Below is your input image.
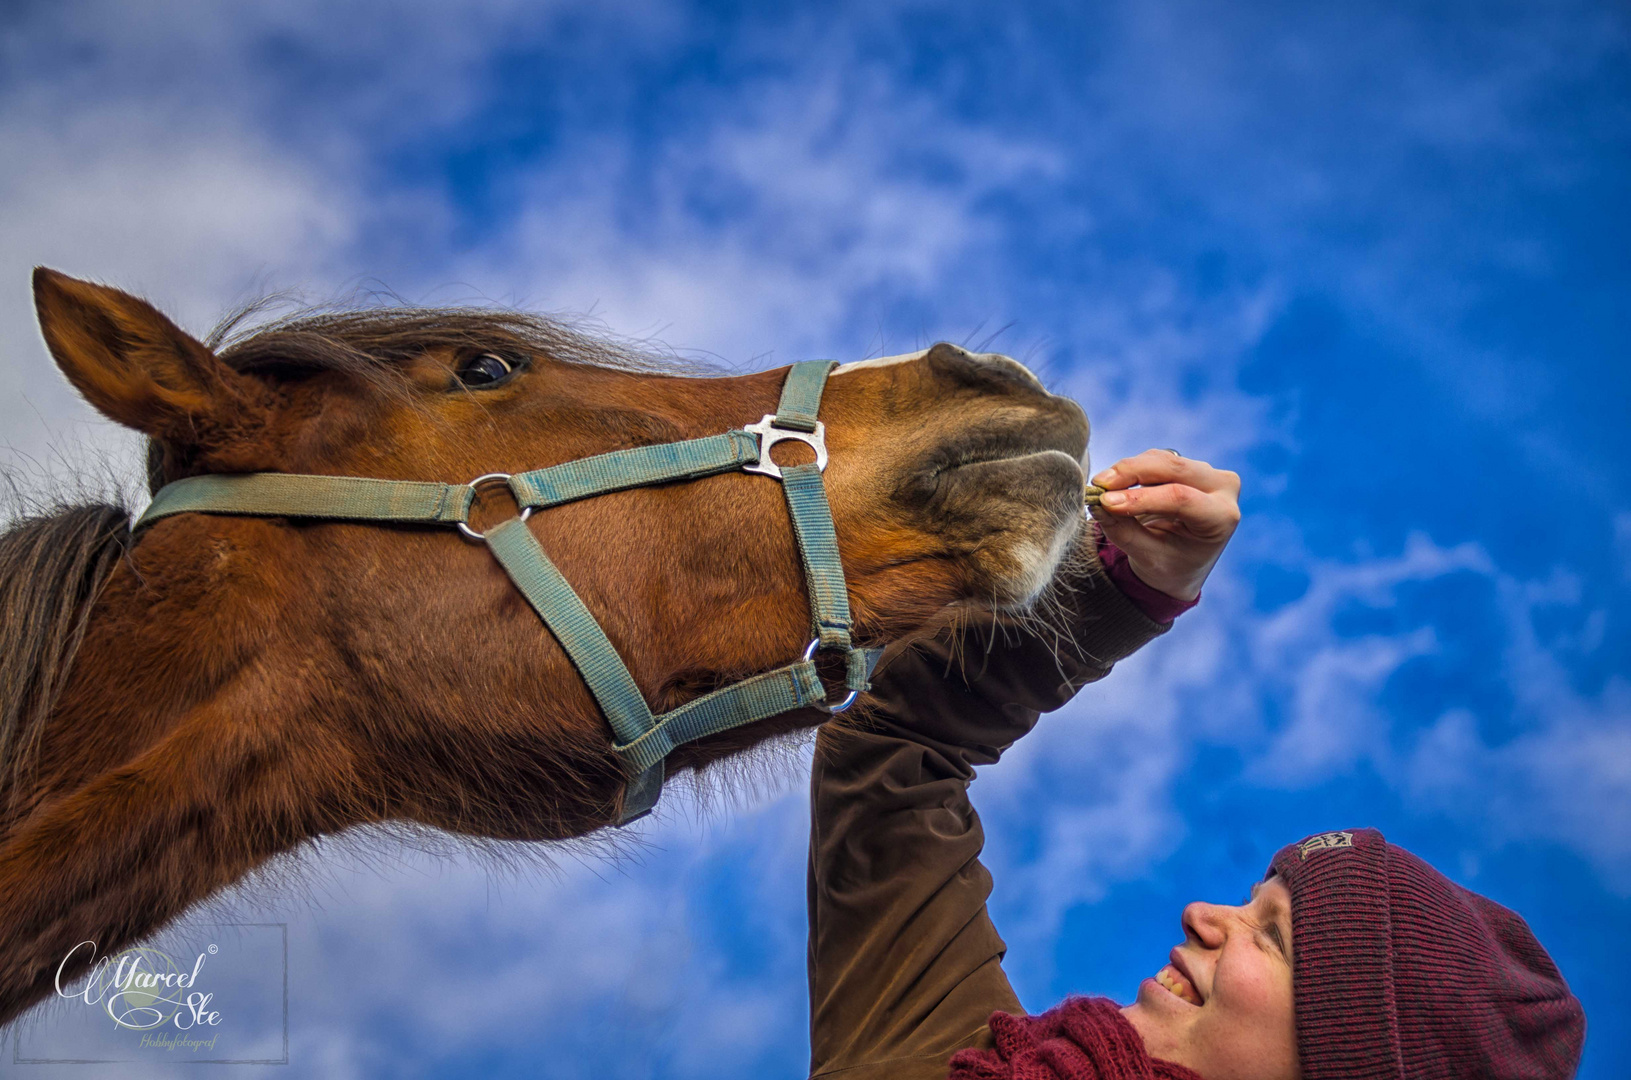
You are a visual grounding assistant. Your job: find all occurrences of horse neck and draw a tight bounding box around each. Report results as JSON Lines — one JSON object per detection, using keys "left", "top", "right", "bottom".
{"left": 4, "top": 537, "right": 297, "bottom": 832}
{"left": 0, "top": 532, "right": 365, "bottom": 1025}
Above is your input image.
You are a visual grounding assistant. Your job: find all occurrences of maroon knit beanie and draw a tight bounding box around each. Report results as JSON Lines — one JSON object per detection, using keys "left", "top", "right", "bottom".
{"left": 1270, "top": 828, "right": 1585, "bottom": 1080}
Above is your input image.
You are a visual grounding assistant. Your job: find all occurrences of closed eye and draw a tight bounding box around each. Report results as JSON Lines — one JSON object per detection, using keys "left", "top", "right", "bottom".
{"left": 1246, "top": 921, "right": 1289, "bottom": 966}
{"left": 1266, "top": 923, "right": 1288, "bottom": 960}
{"left": 1247, "top": 882, "right": 1292, "bottom": 965}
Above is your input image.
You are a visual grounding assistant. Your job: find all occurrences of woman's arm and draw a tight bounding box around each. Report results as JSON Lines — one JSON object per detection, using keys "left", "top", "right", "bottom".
{"left": 806, "top": 452, "right": 1240, "bottom": 1080}
{"left": 805, "top": 540, "right": 1168, "bottom": 1079}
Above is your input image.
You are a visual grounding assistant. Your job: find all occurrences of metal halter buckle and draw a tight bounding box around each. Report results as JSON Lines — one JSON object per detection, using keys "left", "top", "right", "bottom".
{"left": 802, "top": 638, "right": 858, "bottom": 714}
{"left": 742, "top": 415, "right": 828, "bottom": 479}
{"left": 456, "top": 473, "right": 533, "bottom": 542}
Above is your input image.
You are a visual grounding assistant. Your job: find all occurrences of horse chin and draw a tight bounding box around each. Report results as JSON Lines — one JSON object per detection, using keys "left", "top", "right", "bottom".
{"left": 937, "top": 449, "right": 1088, "bottom": 610}
{"left": 984, "top": 512, "right": 1088, "bottom": 610}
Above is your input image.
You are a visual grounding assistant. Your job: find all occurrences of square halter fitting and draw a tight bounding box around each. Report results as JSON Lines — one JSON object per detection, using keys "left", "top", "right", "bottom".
{"left": 741, "top": 415, "right": 829, "bottom": 479}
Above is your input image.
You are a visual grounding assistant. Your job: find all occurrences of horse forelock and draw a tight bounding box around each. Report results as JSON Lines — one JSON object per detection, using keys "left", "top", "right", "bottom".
{"left": 205, "top": 300, "right": 712, "bottom": 383}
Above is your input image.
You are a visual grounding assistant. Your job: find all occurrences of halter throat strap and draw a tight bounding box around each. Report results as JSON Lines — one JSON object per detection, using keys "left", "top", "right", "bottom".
{"left": 135, "top": 361, "right": 877, "bottom": 824}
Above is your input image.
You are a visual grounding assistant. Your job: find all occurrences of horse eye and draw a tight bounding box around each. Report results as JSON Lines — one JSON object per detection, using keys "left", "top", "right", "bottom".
{"left": 456, "top": 353, "right": 518, "bottom": 388}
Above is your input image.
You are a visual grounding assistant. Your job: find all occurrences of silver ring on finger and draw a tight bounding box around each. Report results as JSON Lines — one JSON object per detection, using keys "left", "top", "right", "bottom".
{"left": 1161, "top": 448, "right": 1182, "bottom": 458}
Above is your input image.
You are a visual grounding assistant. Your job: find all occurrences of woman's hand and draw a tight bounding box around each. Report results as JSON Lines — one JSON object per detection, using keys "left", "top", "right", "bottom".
{"left": 1089, "top": 449, "right": 1241, "bottom": 602}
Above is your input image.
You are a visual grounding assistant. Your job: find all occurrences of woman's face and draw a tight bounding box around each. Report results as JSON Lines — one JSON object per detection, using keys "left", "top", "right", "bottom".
{"left": 1120, "top": 875, "right": 1300, "bottom": 1080}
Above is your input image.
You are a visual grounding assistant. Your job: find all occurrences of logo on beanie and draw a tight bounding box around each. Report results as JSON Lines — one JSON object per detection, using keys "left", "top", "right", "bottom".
{"left": 1297, "top": 831, "right": 1354, "bottom": 859}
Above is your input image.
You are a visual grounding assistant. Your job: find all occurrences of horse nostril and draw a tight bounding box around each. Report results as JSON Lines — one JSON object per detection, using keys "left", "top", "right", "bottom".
{"left": 924, "top": 342, "right": 1047, "bottom": 395}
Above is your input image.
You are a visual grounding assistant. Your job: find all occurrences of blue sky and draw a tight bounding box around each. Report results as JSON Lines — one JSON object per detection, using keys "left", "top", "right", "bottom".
{"left": 1, "top": 1, "right": 1627, "bottom": 1077}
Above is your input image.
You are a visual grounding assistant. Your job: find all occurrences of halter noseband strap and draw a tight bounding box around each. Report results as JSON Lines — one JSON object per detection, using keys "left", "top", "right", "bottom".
{"left": 134, "top": 360, "right": 879, "bottom": 824}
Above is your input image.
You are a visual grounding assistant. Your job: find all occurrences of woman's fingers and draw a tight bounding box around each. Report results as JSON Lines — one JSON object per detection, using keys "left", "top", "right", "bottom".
{"left": 1085, "top": 448, "right": 1243, "bottom": 602}
{"left": 1094, "top": 482, "right": 1240, "bottom": 541}
{"left": 1092, "top": 449, "right": 1240, "bottom": 498}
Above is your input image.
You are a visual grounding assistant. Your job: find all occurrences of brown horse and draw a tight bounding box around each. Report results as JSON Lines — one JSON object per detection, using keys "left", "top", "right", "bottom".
{"left": 0, "top": 268, "right": 1090, "bottom": 1027}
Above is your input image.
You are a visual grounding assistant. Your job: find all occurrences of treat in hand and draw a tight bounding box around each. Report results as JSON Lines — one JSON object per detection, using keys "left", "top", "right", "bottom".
{"left": 1087, "top": 449, "right": 1241, "bottom": 602}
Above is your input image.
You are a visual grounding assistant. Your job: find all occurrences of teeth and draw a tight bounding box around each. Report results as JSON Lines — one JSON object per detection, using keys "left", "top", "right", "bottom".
{"left": 1155, "top": 964, "right": 1201, "bottom": 1005}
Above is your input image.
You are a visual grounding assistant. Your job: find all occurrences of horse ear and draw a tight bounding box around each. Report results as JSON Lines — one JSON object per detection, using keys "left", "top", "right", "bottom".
{"left": 32, "top": 267, "right": 267, "bottom": 444}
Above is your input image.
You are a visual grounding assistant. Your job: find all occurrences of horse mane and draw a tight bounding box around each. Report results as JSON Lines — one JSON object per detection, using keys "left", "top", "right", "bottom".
{"left": 0, "top": 501, "right": 131, "bottom": 813}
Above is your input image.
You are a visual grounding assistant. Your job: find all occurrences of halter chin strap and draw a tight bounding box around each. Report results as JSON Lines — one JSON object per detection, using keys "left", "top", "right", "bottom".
{"left": 135, "top": 360, "right": 879, "bottom": 824}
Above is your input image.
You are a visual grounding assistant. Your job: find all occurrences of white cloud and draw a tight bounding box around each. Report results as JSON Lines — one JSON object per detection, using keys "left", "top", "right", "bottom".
{"left": 0, "top": 108, "right": 356, "bottom": 458}
{"left": 1051, "top": 279, "right": 1286, "bottom": 474}
{"left": 1240, "top": 534, "right": 1490, "bottom": 783}
{"left": 91, "top": 782, "right": 818, "bottom": 1080}
{"left": 1251, "top": 626, "right": 1436, "bottom": 782}
{"left": 0, "top": 0, "right": 598, "bottom": 139}
{"left": 1232, "top": 532, "right": 1631, "bottom": 888}
{"left": 1399, "top": 566, "right": 1631, "bottom": 889}
{"left": 0, "top": 0, "right": 682, "bottom": 479}
{"left": 445, "top": 63, "right": 1066, "bottom": 364}
{"left": 1405, "top": 694, "right": 1631, "bottom": 889}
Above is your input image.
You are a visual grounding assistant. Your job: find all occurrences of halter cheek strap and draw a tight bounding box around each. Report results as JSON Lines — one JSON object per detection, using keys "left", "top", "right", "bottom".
{"left": 134, "top": 360, "right": 880, "bottom": 825}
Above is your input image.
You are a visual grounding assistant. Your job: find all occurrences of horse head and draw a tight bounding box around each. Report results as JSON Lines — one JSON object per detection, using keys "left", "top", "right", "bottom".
{"left": 0, "top": 268, "right": 1090, "bottom": 1023}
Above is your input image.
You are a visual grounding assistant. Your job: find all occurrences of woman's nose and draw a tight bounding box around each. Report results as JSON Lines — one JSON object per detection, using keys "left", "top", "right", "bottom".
{"left": 1182, "top": 900, "right": 1232, "bottom": 948}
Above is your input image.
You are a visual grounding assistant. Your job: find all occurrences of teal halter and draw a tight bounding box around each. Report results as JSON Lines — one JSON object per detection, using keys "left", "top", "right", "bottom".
{"left": 134, "top": 360, "right": 878, "bottom": 824}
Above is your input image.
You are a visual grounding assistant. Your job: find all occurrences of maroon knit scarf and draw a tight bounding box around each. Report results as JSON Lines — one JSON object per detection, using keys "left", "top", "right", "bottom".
{"left": 948, "top": 997, "right": 1204, "bottom": 1080}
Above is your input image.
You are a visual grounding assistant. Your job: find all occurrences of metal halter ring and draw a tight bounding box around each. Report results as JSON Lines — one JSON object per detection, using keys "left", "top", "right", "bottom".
{"left": 743, "top": 415, "right": 829, "bottom": 479}
{"left": 456, "top": 473, "right": 533, "bottom": 541}
{"left": 802, "top": 638, "right": 859, "bottom": 714}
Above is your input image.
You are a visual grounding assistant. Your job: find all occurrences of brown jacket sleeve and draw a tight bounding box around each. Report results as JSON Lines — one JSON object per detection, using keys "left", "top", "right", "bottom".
{"left": 807, "top": 561, "right": 1170, "bottom": 1079}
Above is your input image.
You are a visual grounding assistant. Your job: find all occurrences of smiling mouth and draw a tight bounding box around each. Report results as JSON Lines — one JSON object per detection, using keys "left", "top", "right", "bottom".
{"left": 1155, "top": 964, "right": 1201, "bottom": 1006}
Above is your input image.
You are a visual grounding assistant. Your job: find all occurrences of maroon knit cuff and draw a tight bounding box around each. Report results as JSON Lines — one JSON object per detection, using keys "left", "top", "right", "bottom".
{"left": 1098, "top": 540, "right": 1199, "bottom": 624}
{"left": 948, "top": 996, "right": 1204, "bottom": 1080}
